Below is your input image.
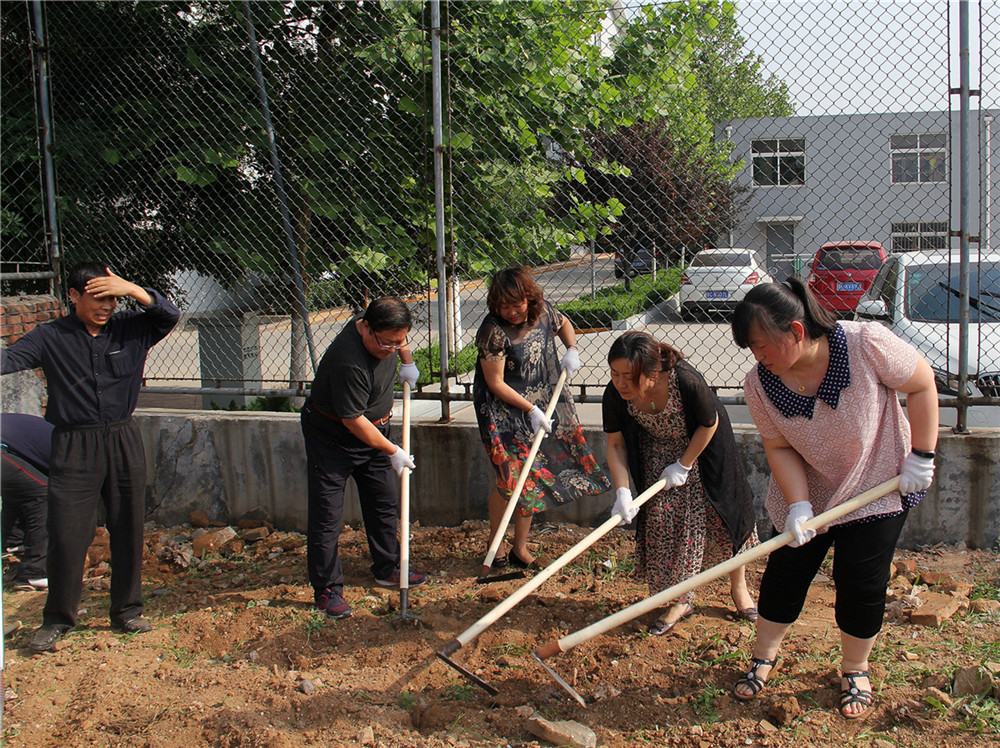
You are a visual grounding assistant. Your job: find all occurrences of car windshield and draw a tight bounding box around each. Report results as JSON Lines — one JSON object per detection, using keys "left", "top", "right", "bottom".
{"left": 817, "top": 248, "right": 883, "bottom": 271}
{"left": 691, "top": 252, "right": 750, "bottom": 268}
{"left": 906, "top": 260, "right": 1000, "bottom": 322}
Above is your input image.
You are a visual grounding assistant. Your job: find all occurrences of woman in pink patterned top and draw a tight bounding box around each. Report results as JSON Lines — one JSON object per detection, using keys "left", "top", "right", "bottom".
{"left": 728, "top": 277, "right": 938, "bottom": 720}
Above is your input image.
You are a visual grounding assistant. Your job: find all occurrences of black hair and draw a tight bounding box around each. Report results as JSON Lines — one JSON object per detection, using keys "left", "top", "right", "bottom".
{"left": 731, "top": 276, "right": 837, "bottom": 349}
{"left": 66, "top": 262, "right": 108, "bottom": 293}
{"left": 607, "top": 330, "right": 682, "bottom": 384}
{"left": 362, "top": 296, "right": 412, "bottom": 332}
{"left": 486, "top": 266, "right": 544, "bottom": 325}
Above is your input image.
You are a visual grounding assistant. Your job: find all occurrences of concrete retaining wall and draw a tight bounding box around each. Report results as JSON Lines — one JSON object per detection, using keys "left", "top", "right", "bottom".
{"left": 136, "top": 410, "right": 1000, "bottom": 550}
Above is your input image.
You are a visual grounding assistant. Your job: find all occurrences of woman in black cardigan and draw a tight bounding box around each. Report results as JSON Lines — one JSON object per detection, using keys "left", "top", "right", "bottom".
{"left": 604, "top": 331, "right": 759, "bottom": 635}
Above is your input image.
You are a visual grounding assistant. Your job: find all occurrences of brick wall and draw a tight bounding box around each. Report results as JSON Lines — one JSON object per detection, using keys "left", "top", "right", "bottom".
{"left": 1, "top": 294, "right": 64, "bottom": 344}
{"left": 1, "top": 294, "right": 65, "bottom": 414}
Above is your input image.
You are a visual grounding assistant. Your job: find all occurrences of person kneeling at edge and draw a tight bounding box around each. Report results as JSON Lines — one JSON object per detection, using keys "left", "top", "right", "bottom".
{"left": 301, "top": 297, "right": 428, "bottom": 620}
{"left": 1, "top": 262, "right": 181, "bottom": 652}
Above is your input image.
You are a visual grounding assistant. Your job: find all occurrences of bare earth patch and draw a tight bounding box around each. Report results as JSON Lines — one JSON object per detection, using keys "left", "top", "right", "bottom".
{"left": 3, "top": 520, "right": 999, "bottom": 747}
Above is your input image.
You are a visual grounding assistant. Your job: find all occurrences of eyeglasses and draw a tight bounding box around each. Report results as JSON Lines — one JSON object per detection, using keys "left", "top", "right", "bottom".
{"left": 371, "top": 328, "right": 407, "bottom": 352}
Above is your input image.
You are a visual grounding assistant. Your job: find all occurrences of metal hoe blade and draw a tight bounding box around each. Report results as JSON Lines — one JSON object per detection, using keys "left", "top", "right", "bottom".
{"left": 474, "top": 569, "right": 526, "bottom": 585}
{"left": 532, "top": 653, "right": 586, "bottom": 707}
{"left": 435, "top": 650, "right": 499, "bottom": 695}
{"left": 392, "top": 589, "right": 425, "bottom": 628}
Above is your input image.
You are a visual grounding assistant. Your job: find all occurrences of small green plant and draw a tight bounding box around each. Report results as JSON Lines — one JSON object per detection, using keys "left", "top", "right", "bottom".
{"left": 443, "top": 681, "right": 476, "bottom": 702}
{"left": 556, "top": 269, "right": 682, "bottom": 328}
{"left": 487, "top": 642, "right": 530, "bottom": 659}
{"left": 304, "top": 611, "right": 326, "bottom": 636}
{"left": 691, "top": 683, "right": 726, "bottom": 723}
{"left": 397, "top": 691, "right": 417, "bottom": 710}
{"left": 958, "top": 694, "right": 1000, "bottom": 735}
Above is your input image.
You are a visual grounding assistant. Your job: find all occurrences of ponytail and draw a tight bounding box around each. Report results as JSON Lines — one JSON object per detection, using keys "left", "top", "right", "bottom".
{"left": 607, "top": 330, "right": 683, "bottom": 383}
{"left": 731, "top": 276, "right": 836, "bottom": 348}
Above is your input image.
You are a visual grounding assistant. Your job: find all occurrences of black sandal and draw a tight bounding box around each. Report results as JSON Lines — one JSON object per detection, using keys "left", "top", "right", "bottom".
{"left": 839, "top": 670, "right": 875, "bottom": 720}
{"left": 733, "top": 656, "right": 777, "bottom": 701}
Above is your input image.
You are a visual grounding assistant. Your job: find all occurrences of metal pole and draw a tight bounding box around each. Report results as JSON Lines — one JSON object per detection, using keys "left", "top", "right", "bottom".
{"left": 957, "top": 0, "right": 971, "bottom": 433}
{"left": 30, "top": 0, "right": 61, "bottom": 292}
{"left": 431, "top": 0, "right": 450, "bottom": 421}
{"left": 985, "top": 115, "right": 993, "bottom": 251}
{"left": 242, "top": 1, "right": 318, "bottom": 372}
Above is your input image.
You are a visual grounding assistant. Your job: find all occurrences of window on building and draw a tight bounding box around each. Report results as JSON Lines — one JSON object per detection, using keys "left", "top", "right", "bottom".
{"left": 891, "top": 133, "right": 947, "bottom": 183}
{"left": 751, "top": 138, "right": 805, "bottom": 186}
{"left": 890, "top": 221, "right": 949, "bottom": 250}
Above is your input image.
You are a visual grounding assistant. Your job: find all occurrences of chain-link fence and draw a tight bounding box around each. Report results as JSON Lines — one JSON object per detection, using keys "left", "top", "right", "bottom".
{"left": 2, "top": 1, "right": 997, "bottom": 426}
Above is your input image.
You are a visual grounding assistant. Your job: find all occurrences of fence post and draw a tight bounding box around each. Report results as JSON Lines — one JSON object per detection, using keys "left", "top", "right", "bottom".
{"left": 30, "top": 0, "right": 61, "bottom": 292}
{"left": 956, "top": 0, "right": 971, "bottom": 433}
{"left": 431, "top": 0, "right": 450, "bottom": 421}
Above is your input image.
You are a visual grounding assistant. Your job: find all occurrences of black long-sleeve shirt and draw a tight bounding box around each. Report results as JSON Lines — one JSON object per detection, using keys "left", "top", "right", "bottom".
{"left": 1, "top": 290, "right": 180, "bottom": 426}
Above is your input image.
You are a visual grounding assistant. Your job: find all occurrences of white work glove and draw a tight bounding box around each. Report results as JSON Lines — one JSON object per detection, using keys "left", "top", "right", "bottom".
{"left": 528, "top": 405, "right": 553, "bottom": 435}
{"left": 612, "top": 487, "right": 638, "bottom": 526}
{"left": 658, "top": 460, "right": 692, "bottom": 489}
{"left": 398, "top": 362, "right": 420, "bottom": 388}
{"left": 899, "top": 451, "right": 935, "bottom": 494}
{"left": 784, "top": 500, "right": 816, "bottom": 547}
{"left": 560, "top": 348, "right": 581, "bottom": 377}
{"left": 389, "top": 446, "right": 416, "bottom": 476}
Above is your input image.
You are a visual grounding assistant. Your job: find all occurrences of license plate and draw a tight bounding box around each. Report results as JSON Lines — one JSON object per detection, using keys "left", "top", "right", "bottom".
{"left": 705, "top": 291, "right": 730, "bottom": 299}
{"left": 837, "top": 282, "right": 862, "bottom": 292}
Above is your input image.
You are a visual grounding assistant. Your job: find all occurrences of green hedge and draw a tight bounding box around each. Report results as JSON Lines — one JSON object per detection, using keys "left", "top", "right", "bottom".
{"left": 401, "top": 342, "right": 478, "bottom": 389}
{"left": 557, "top": 269, "right": 683, "bottom": 328}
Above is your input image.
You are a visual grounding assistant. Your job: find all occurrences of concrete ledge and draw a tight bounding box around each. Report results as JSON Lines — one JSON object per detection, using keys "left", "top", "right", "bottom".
{"left": 136, "top": 409, "right": 1000, "bottom": 550}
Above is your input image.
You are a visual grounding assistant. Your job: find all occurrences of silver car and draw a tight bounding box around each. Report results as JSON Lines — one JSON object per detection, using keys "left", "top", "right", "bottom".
{"left": 678, "top": 247, "right": 773, "bottom": 321}
{"left": 855, "top": 250, "right": 1000, "bottom": 429}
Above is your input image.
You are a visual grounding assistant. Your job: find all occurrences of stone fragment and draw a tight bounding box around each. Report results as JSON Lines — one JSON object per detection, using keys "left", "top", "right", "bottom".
{"left": 241, "top": 526, "right": 270, "bottom": 543}
{"left": 922, "top": 686, "right": 953, "bottom": 707}
{"left": 954, "top": 666, "right": 993, "bottom": 696}
{"left": 939, "top": 580, "right": 973, "bottom": 597}
{"left": 192, "top": 526, "right": 237, "bottom": 558}
{"left": 525, "top": 716, "right": 597, "bottom": 748}
{"left": 909, "top": 592, "right": 961, "bottom": 626}
{"left": 894, "top": 558, "right": 918, "bottom": 576}
{"left": 971, "top": 598, "right": 1000, "bottom": 614}
{"left": 593, "top": 682, "right": 621, "bottom": 700}
{"left": 514, "top": 705, "right": 534, "bottom": 718}
{"left": 918, "top": 571, "right": 952, "bottom": 586}
{"left": 358, "top": 726, "right": 375, "bottom": 746}
{"left": 87, "top": 544, "right": 111, "bottom": 567}
{"left": 766, "top": 696, "right": 802, "bottom": 726}
{"left": 298, "top": 679, "right": 315, "bottom": 695}
{"left": 757, "top": 719, "right": 777, "bottom": 733}
{"left": 190, "top": 509, "right": 211, "bottom": 528}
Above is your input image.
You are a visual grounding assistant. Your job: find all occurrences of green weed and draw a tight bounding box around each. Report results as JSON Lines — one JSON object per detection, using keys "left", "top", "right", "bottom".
{"left": 397, "top": 691, "right": 417, "bottom": 710}
{"left": 443, "top": 681, "right": 477, "bottom": 702}
{"left": 691, "top": 684, "right": 726, "bottom": 723}
{"left": 957, "top": 694, "right": 1000, "bottom": 735}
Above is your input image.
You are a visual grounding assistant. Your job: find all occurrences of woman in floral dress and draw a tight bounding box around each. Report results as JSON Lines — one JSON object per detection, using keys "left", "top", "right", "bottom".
{"left": 473, "top": 267, "right": 610, "bottom": 568}
{"left": 603, "top": 331, "right": 759, "bottom": 635}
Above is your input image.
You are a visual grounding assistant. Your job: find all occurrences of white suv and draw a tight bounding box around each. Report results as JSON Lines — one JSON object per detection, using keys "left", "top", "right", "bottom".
{"left": 855, "top": 250, "right": 1000, "bottom": 429}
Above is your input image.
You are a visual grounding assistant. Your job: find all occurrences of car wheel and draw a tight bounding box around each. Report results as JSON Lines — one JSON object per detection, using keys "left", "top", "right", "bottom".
{"left": 614, "top": 265, "right": 623, "bottom": 279}
{"left": 680, "top": 307, "right": 696, "bottom": 323}
{"left": 625, "top": 267, "right": 639, "bottom": 279}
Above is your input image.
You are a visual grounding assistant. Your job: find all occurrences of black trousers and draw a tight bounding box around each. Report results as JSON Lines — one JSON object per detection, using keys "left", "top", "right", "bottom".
{"left": 44, "top": 419, "right": 147, "bottom": 629}
{"left": 301, "top": 407, "right": 399, "bottom": 596}
{"left": 758, "top": 510, "right": 908, "bottom": 639}
{"left": 1, "top": 448, "right": 49, "bottom": 581}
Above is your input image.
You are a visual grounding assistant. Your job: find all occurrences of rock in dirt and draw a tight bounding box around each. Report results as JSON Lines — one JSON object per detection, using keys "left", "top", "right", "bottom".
{"left": 953, "top": 666, "right": 993, "bottom": 696}
{"left": 358, "top": 725, "right": 375, "bottom": 746}
{"left": 241, "top": 526, "right": 270, "bottom": 543}
{"left": 766, "top": 696, "right": 802, "bottom": 726}
{"left": 909, "top": 592, "right": 961, "bottom": 626}
{"left": 971, "top": 598, "right": 1000, "bottom": 614}
{"left": 190, "top": 509, "right": 211, "bottom": 528}
{"left": 922, "top": 686, "right": 954, "bottom": 707}
{"left": 298, "top": 679, "right": 315, "bottom": 695}
{"left": 193, "top": 526, "right": 238, "bottom": 558}
{"left": 525, "top": 716, "right": 597, "bottom": 748}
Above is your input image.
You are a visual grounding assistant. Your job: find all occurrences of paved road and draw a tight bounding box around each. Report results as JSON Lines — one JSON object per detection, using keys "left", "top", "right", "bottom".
{"left": 140, "top": 254, "right": 756, "bottom": 409}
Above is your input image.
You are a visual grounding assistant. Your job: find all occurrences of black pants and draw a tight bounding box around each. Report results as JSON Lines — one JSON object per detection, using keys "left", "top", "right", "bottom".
{"left": 44, "top": 419, "right": 147, "bottom": 629}
{"left": 758, "top": 510, "right": 908, "bottom": 639}
{"left": 1, "top": 448, "right": 49, "bottom": 582}
{"left": 301, "top": 407, "right": 399, "bottom": 596}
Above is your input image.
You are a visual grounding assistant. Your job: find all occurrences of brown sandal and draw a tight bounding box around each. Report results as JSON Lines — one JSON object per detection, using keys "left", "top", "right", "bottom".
{"left": 733, "top": 656, "right": 777, "bottom": 701}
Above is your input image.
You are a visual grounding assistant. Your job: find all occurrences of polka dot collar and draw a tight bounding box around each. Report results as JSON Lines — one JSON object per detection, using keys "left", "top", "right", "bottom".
{"left": 758, "top": 323, "right": 851, "bottom": 419}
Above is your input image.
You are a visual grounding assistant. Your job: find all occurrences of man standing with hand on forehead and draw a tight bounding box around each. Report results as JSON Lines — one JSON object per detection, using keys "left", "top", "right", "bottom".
{"left": 1, "top": 262, "right": 180, "bottom": 652}
{"left": 301, "top": 296, "right": 428, "bottom": 620}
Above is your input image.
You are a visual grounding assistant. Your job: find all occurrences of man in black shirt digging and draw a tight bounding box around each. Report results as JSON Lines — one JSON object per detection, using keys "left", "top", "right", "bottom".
{"left": 1, "top": 262, "right": 180, "bottom": 652}
{"left": 301, "top": 296, "right": 427, "bottom": 619}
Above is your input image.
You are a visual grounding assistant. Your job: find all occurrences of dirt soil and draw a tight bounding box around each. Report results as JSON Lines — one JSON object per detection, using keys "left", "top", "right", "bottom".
{"left": 3, "top": 519, "right": 999, "bottom": 747}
